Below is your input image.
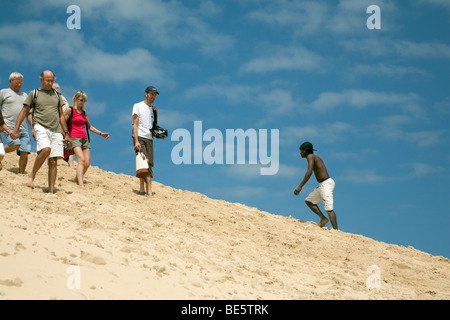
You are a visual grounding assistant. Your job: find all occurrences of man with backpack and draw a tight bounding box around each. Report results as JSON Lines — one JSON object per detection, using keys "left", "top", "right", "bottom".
{"left": 10, "top": 70, "right": 71, "bottom": 193}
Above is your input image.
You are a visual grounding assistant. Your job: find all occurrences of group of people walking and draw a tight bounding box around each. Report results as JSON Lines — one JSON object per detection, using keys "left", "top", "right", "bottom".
{"left": 0, "top": 71, "right": 110, "bottom": 192}
{"left": 1, "top": 70, "right": 159, "bottom": 198}
{"left": 1, "top": 70, "right": 336, "bottom": 229}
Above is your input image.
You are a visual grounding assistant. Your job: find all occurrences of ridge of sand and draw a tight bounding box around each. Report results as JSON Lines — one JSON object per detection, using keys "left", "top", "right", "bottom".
{"left": 1, "top": 153, "right": 449, "bottom": 300}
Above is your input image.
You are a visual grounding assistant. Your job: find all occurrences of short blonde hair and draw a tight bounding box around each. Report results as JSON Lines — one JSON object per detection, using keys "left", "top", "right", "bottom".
{"left": 73, "top": 90, "right": 88, "bottom": 107}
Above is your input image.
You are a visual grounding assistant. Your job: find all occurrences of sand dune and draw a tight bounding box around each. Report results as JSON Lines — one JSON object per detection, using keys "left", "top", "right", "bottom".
{"left": 0, "top": 153, "right": 449, "bottom": 300}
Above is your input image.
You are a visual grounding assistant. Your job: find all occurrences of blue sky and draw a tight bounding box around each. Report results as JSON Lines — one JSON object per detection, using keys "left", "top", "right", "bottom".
{"left": 1, "top": 0, "right": 449, "bottom": 259}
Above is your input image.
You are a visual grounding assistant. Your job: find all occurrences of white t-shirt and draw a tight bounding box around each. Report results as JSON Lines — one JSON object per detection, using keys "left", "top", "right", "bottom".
{"left": 0, "top": 88, "right": 28, "bottom": 131}
{"left": 132, "top": 101, "right": 154, "bottom": 140}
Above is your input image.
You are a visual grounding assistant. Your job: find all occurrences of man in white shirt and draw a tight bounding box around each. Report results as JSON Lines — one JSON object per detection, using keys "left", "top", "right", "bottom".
{"left": 132, "top": 86, "right": 159, "bottom": 196}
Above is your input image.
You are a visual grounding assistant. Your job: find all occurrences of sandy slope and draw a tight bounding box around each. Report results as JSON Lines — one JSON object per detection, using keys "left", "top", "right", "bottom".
{"left": 0, "top": 153, "right": 449, "bottom": 300}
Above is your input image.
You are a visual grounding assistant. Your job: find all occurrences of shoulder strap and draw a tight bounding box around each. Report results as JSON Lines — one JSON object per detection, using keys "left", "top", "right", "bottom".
{"left": 67, "top": 106, "right": 74, "bottom": 131}
{"left": 31, "top": 88, "right": 39, "bottom": 110}
{"left": 83, "top": 109, "right": 90, "bottom": 142}
{"left": 52, "top": 88, "right": 61, "bottom": 117}
{"left": 152, "top": 108, "right": 157, "bottom": 127}
{"left": 31, "top": 88, "right": 61, "bottom": 115}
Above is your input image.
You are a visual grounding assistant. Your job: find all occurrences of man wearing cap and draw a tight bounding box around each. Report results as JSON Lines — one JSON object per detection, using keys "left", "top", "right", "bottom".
{"left": 294, "top": 141, "right": 338, "bottom": 229}
{"left": 132, "top": 86, "right": 159, "bottom": 196}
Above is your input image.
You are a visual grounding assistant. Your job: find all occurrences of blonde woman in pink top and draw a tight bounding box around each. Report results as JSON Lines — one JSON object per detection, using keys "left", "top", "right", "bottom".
{"left": 63, "top": 91, "right": 109, "bottom": 186}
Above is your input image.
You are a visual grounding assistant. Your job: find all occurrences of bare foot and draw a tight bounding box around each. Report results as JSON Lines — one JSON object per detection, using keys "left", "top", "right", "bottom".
{"left": 26, "top": 177, "right": 35, "bottom": 189}
{"left": 318, "top": 218, "right": 329, "bottom": 227}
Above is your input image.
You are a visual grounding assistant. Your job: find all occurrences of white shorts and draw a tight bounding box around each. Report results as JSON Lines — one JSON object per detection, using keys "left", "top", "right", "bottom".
{"left": 305, "top": 178, "right": 335, "bottom": 211}
{"left": 34, "top": 123, "right": 64, "bottom": 159}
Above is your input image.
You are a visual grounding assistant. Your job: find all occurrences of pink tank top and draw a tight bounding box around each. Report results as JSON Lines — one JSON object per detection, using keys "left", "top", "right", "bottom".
{"left": 70, "top": 107, "right": 88, "bottom": 139}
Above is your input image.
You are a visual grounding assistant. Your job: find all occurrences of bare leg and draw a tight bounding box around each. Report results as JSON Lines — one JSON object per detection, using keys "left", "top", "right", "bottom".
{"left": 139, "top": 178, "right": 145, "bottom": 194}
{"left": 73, "top": 147, "right": 84, "bottom": 185}
{"left": 305, "top": 200, "right": 328, "bottom": 227}
{"left": 73, "top": 147, "right": 91, "bottom": 186}
{"left": 145, "top": 175, "right": 152, "bottom": 195}
{"left": 67, "top": 154, "right": 74, "bottom": 168}
{"left": 326, "top": 210, "right": 338, "bottom": 230}
{"left": 28, "top": 147, "right": 51, "bottom": 187}
{"left": 19, "top": 152, "right": 28, "bottom": 174}
{"left": 82, "top": 149, "right": 91, "bottom": 176}
{"left": 4, "top": 144, "right": 20, "bottom": 153}
{"left": 47, "top": 157, "right": 57, "bottom": 193}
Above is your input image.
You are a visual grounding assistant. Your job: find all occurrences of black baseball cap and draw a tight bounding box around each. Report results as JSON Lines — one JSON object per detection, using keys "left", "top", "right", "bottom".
{"left": 145, "top": 86, "right": 159, "bottom": 94}
{"left": 300, "top": 141, "right": 317, "bottom": 151}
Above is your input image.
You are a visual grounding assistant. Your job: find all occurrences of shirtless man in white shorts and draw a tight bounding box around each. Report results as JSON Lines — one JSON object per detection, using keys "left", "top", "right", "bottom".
{"left": 294, "top": 141, "right": 338, "bottom": 230}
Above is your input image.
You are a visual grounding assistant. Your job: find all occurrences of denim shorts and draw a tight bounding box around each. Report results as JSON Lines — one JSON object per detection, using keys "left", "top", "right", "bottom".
{"left": 3, "top": 126, "right": 32, "bottom": 153}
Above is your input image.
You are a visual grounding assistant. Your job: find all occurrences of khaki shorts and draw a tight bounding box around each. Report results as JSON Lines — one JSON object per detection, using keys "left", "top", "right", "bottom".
{"left": 305, "top": 178, "right": 335, "bottom": 211}
{"left": 138, "top": 137, "right": 154, "bottom": 167}
{"left": 72, "top": 137, "right": 91, "bottom": 150}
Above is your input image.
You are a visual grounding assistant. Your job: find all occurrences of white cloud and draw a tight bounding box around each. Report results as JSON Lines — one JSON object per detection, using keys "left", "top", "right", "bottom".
{"left": 368, "top": 114, "right": 446, "bottom": 147}
{"left": 246, "top": 0, "right": 397, "bottom": 36}
{"left": 332, "top": 149, "right": 377, "bottom": 161}
{"left": 393, "top": 40, "right": 450, "bottom": 59}
{"left": 0, "top": 21, "right": 172, "bottom": 86}
{"left": 434, "top": 97, "right": 450, "bottom": 115}
{"left": 339, "top": 169, "right": 391, "bottom": 183}
{"left": 160, "top": 109, "right": 198, "bottom": 130}
{"left": 257, "top": 89, "right": 296, "bottom": 114}
{"left": 182, "top": 82, "right": 298, "bottom": 116}
{"left": 341, "top": 161, "right": 445, "bottom": 184}
{"left": 349, "top": 63, "right": 430, "bottom": 80}
{"left": 240, "top": 47, "right": 326, "bottom": 74}
{"left": 246, "top": 1, "right": 328, "bottom": 35}
{"left": 75, "top": 48, "right": 168, "bottom": 85}
{"left": 36, "top": 0, "right": 234, "bottom": 56}
{"left": 417, "top": 0, "right": 450, "bottom": 10}
{"left": 405, "top": 130, "right": 446, "bottom": 147}
{"left": 310, "top": 89, "right": 419, "bottom": 111}
{"left": 224, "top": 163, "right": 302, "bottom": 179}
{"left": 282, "top": 122, "right": 353, "bottom": 146}
{"left": 401, "top": 162, "right": 445, "bottom": 178}
{"left": 341, "top": 39, "right": 450, "bottom": 59}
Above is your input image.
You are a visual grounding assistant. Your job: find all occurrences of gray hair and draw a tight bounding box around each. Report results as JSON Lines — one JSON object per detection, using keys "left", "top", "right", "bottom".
{"left": 9, "top": 72, "right": 23, "bottom": 81}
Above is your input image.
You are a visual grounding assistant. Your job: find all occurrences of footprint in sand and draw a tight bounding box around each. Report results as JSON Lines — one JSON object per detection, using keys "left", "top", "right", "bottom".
{"left": 80, "top": 251, "right": 107, "bottom": 265}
